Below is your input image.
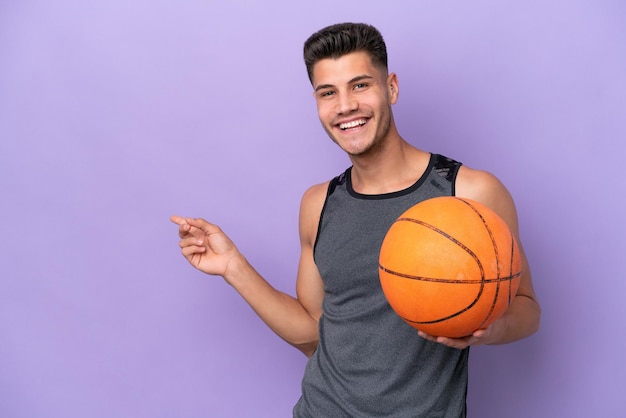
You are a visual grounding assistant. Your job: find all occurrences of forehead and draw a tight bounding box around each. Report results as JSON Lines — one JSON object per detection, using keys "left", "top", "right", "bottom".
{"left": 311, "top": 51, "right": 385, "bottom": 88}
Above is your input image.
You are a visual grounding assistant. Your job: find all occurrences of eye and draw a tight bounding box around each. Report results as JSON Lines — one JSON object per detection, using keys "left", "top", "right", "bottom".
{"left": 318, "top": 90, "right": 335, "bottom": 98}
{"left": 354, "top": 82, "right": 369, "bottom": 90}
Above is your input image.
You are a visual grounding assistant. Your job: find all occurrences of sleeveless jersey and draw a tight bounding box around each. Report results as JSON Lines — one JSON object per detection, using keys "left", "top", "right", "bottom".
{"left": 293, "top": 154, "right": 469, "bottom": 418}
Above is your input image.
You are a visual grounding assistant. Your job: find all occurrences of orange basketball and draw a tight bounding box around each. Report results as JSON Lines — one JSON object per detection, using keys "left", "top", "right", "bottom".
{"left": 379, "top": 196, "right": 521, "bottom": 338}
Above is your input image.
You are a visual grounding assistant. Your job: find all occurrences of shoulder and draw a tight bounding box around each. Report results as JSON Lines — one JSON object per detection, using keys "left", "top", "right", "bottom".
{"left": 455, "top": 165, "right": 505, "bottom": 198}
{"left": 298, "top": 181, "right": 330, "bottom": 244}
{"left": 455, "top": 165, "right": 519, "bottom": 232}
{"left": 301, "top": 181, "right": 330, "bottom": 211}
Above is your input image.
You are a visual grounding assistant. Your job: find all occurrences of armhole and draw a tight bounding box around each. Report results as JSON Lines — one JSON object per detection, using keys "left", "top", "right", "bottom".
{"left": 450, "top": 164, "right": 461, "bottom": 196}
{"left": 312, "top": 176, "right": 340, "bottom": 260}
{"left": 432, "top": 154, "right": 462, "bottom": 196}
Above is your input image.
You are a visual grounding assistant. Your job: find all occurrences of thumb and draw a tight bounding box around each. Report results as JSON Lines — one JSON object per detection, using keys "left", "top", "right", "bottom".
{"left": 185, "top": 217, "right": 221, "bottom": 235}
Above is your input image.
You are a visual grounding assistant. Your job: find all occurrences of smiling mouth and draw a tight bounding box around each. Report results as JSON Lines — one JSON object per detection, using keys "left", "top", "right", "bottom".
{"left": 339, "top": 118, "right": 368, "bottom": 130}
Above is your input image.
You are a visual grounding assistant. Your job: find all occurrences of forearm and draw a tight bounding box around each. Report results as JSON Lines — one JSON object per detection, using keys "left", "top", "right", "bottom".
{"left": 223, "top": 255, "right": 320, "bottom": 355}
{"left": 487, "top": 294, "right": 541, "bottom": 345}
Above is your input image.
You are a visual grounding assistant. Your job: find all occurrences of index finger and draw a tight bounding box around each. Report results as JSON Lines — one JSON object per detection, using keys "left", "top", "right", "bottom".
{"left": 170, "top": 215, "right": 193, "bottom": 239}
{"left": 170, "top": 215, "right": 187, "bottom": 225}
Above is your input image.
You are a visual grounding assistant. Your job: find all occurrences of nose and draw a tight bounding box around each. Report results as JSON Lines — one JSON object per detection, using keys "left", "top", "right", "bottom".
{"left": 336, "top": 91, "right": 358, "bottom": 115}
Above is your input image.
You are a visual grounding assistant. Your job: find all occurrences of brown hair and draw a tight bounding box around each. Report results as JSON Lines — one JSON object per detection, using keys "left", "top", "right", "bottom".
{"left": 303, "top": 22, "right": 388, "bottom": 84}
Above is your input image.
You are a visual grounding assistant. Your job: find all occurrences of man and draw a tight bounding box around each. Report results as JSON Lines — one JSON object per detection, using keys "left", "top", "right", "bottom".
{"left": 172, "top": 22, "right": 540, "bottom": 417}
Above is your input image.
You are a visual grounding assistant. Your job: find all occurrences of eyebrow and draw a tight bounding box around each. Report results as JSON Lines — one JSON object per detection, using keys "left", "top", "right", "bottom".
{"left": 314, "top": 74, "right": 376, "bottom": 92}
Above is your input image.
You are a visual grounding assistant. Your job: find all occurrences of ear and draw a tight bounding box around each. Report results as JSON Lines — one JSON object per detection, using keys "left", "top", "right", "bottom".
{"left": 387, "top": 73, "right": 399, "bottom": 104}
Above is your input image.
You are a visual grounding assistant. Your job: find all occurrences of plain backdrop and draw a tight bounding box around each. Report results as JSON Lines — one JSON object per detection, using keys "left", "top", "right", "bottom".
{"left": 1, "top": 1, "right": 625, "bottom": 417}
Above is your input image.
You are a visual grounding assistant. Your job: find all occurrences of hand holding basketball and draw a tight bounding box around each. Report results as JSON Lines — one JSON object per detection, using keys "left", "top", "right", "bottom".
{"left": 417, "top": 323, "right": 496, "bottom": 349}
{"left": 379, "top": 196, "right": 521, "bottom": 339}
{"left": 171, "top": 216, "right": 238, "bottom": 277}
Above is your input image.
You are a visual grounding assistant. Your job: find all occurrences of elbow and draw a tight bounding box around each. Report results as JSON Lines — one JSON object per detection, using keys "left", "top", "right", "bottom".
{"left": 518, "top": 297, "right": 542, "bottom": 339}
{"left": 519, "top": 292, "right": 542, "bottom": 338}
{"left": 530, "top": 300, "right": 542, "bottom": 336}
{"left": 293, "top": 340, "right": 319, "bottom": 358}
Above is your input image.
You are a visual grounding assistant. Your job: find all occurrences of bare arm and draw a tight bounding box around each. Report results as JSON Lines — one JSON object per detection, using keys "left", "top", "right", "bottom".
{"left": 171, "top": 183, "right": 327, "bottom": 357}
{"left": 419, "top": 166, "right": 541, "bottom": 349}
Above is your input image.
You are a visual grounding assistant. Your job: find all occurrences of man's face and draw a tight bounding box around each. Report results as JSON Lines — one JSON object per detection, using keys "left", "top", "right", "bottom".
{"left": 311, "top": 51, "right": 398, "bottom": 157}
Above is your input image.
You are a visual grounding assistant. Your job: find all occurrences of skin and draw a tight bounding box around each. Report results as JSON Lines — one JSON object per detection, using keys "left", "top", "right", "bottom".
{"left": 171, "top": 51, "right": 541, "bottom": 355}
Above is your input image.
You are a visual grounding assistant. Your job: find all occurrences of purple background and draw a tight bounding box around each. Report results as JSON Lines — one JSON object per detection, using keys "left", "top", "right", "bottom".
{"left": 1, "top": 1, "right": 625, "bottom": 417}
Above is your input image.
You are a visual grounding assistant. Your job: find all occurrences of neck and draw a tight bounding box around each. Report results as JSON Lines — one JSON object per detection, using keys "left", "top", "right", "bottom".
{"left": 349, "top": 134, "right": 430, "bottom": 195}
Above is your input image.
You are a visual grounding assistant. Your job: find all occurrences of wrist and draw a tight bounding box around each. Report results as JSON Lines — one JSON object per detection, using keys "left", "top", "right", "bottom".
{"left": 222, "top": 252, "right": 252, "bottom": 287}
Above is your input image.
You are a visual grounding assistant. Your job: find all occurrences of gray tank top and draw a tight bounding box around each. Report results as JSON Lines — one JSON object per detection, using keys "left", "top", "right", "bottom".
{"left": 293, "top": 154, "right": 469, "bottom": 418}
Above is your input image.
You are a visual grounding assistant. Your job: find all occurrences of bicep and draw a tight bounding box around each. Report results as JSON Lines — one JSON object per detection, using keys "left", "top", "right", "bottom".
{"left": 456, "top": 166, "right": 521, "bottom": 234}
{"left": 456, "top": 167, "right": 538, "bottom": 302}
{"left": 296, "top": 243, "right": 324, "bottom": 322}
{"left": 295, "top": 183, "right": 328, "bottom": 322}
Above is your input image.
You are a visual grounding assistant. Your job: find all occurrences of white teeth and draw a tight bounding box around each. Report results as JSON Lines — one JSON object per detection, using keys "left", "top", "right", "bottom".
{"left": 339, "top": 119, "right": 366, "bottom": 130}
